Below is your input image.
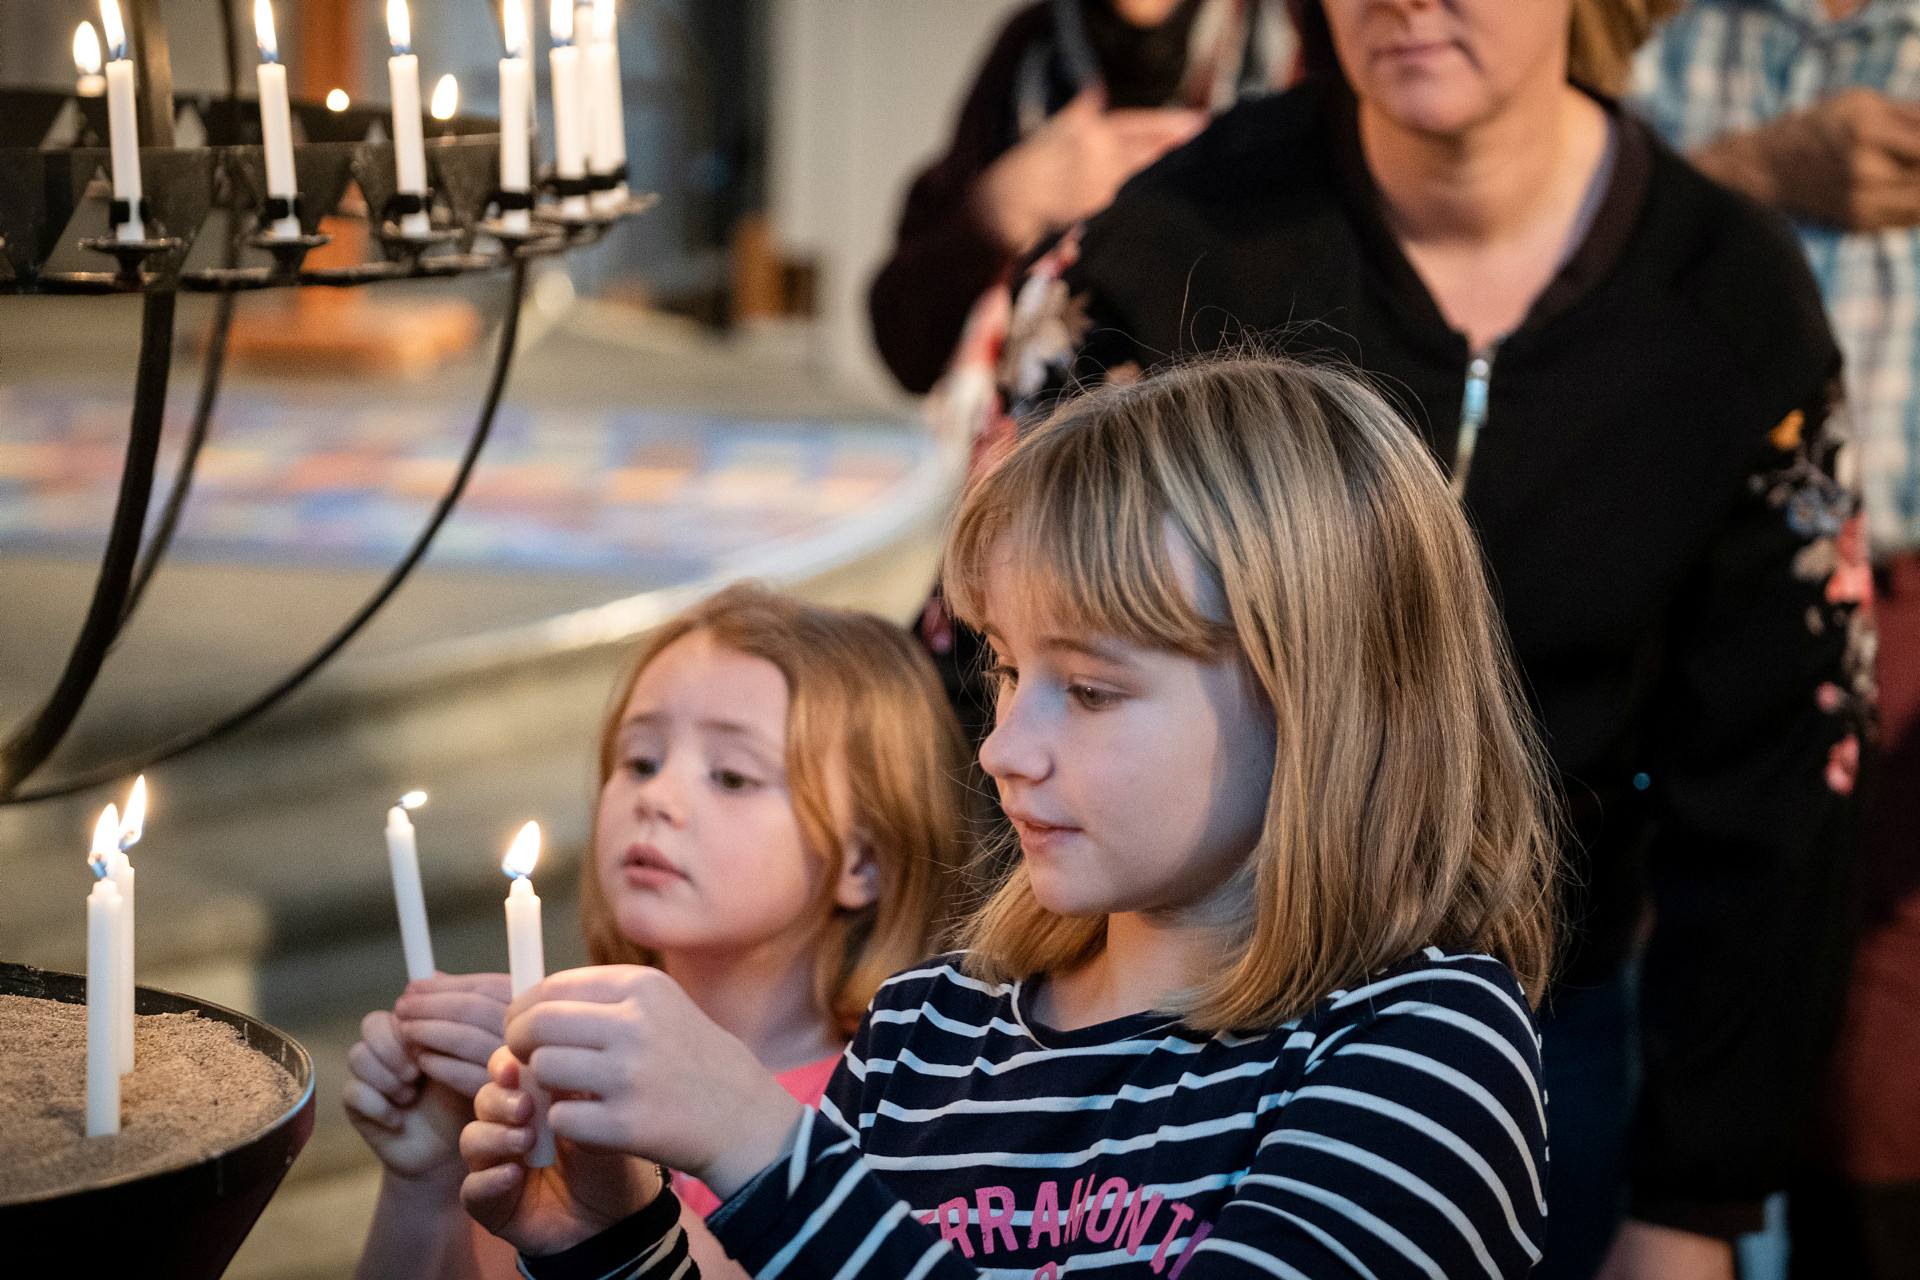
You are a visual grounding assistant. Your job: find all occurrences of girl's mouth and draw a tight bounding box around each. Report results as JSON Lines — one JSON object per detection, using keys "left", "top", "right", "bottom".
{"left": 622, "top": 844, "right": 687, "bottom": 887}
{"left": 1006, "top": 811, "right": 1083, "bottom": 852}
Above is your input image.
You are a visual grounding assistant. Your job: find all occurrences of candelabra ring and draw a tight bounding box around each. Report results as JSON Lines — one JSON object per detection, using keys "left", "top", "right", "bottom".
{"left": 476, "top": 220, "right": 570, "bottom": 261}
{"left": 534, "top": 191, "right": 658, "bottom": 250}
{"left": 180, "top": 229, "right": 332, "bottom": 292}
{"left": 41, "top": 236, "right": 186, "bottom": 294}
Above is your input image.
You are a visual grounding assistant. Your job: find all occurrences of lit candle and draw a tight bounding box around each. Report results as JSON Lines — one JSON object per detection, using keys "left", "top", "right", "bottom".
{"left": 384, "top": 791, "right": 436, "bottom": 983}
{"left": 586, "top": 0, "right": 626, "bottom": 212}
{"left": 74, "top": 22, "right": 105, "bottom": 98}
{"left": 502, "top": 821, "right": 554, "bottom": 1167}
{"left": 86, "top": 819, "right": 124, "bottom": 1138}
{"left": 386, "top": 0, "right": 431, "bottom": 236}
{"left": 498, "top": 0, "right": 533, "bottom": 234}
{"left": 97, "top": 0, "right": 144, "bottom": 242}
{"left": 430, "top": 73, "right": 459, "bottom": 122}
{"left": 548, "top": 0, "right": 588, "bottom": 217}
{"left": 111, "top": 777, "right": 144, "bottom": 1076}
{"left": 326, "top": 88, "right": 350, "bottom": 112}
{"left": 252, "top": 0, "right": 301, "bottom": 240}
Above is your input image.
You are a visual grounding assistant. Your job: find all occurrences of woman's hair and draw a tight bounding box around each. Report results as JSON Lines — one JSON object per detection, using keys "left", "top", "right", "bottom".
{"left": 580, "top": 583, "right": 969, "bottom": 1035}
{"left": 943, "top": 356, "right": 1558, "bottom": 1031}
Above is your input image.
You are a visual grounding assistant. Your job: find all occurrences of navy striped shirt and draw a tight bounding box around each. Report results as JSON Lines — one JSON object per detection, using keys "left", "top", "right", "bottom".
{"left": 529, "top": 947, "right": 1547, "bottom": 1280}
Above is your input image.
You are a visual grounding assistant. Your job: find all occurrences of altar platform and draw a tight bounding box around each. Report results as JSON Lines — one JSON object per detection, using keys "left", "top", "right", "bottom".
{"left": 0, "top": 278, "right": 958, "bottom": 1279}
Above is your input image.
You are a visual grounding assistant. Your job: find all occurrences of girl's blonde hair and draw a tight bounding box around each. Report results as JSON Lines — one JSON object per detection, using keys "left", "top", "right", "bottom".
{"left": 944, "top": 356, "right": 1558, "bottom": 1031}
{"left": 581, "top": 583, "right": 969, "bottom": 1035}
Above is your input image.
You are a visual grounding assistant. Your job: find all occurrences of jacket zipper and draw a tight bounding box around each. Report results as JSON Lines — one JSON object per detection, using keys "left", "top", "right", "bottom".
{"left": 1452, "top": 344, "right": 1497, "bottom": 498}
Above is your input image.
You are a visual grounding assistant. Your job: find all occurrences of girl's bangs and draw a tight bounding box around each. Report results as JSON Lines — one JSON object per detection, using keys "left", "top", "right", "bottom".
{"left": 944, "top": 421, "right": 1224, "bottom": 658}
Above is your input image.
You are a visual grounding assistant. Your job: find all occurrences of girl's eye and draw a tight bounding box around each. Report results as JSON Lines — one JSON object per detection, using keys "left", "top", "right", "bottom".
{"left": 712, "top": 769, "right": 757, "bottom": 792}
{"left": 988, "top": 663, "right": 1018, "bottom": 690}
{"left": 1069, "top": 683, "right": 1122, "bottom": 711}
{"left": 627, "top": 756, "right": 661, "bottom": 779}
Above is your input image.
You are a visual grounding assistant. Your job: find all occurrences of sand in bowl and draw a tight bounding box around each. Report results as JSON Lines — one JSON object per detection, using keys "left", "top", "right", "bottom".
{"left": 0, "top": 993, "right": 301, "bottom": 1204}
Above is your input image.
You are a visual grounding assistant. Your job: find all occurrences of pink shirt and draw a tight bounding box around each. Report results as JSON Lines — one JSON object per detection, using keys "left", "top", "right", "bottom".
{"left": 670, "top": 1053, "right": 842, "bottom": 1217}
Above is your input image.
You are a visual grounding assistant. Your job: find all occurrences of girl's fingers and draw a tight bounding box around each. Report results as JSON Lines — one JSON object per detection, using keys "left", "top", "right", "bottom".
{"left": 417, "top": 1051, "right": 492, "bottom": 1098}
{"left": 407, "top": 971, "right": 511, "bottom": 999}
{"left": 547, "top": 1098, "right": 648, "bottom": 1153}
{"left": 400, "top": 1017, "right": 506, "bottom": 1064}
{"left": 347, "top": 1039, "right": 416, "bottom": 1106}
{"left": 394, "top": 990, "right": 509, "bottom": 1034}
{"left": 528, "top": 1044, "right": 620, "bottom": 1098}
{"left": 461, "top": 1118, "right": 536, "bottom": 1168}
{"left": 343, "top": 1077, "right": 404, "bottom": 1130}
{"left": 360, "top": 1010, "right": 419, "bottom": 1080}
{"left": 460, "top": 1161, "right": 523, "bottom": 1233}
{"left": 475, "top": 1078, "right": 534, "bottom": 1126}
{"left": 505, "top": 1001, "right": 635, "bottom": 1059}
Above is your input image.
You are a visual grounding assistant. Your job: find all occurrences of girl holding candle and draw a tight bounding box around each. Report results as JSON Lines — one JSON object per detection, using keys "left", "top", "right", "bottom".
{"left": 459, "top": 357, "right": 1559, "bottom": 1280}
{"left": 343, "top": 584, "right": 969, "bottom": 1280}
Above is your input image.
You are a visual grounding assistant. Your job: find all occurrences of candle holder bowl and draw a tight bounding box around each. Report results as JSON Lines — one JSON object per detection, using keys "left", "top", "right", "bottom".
{"left": 180, "top": 229, "right": 332, "bottom": 292}
{"left": 0, "top": 961, "right": 316, "bottom": 1278}
{"left": 39, "top": 234, "right": 186, "bottom": 293}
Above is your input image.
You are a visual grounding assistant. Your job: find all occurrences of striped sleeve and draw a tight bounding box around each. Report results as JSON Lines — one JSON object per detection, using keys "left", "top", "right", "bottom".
{"left": 704, "top": 962, "right": 1546, "bottom": 1280}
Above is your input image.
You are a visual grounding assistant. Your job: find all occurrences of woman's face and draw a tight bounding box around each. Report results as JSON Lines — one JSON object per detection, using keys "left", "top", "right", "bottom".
{"left": 596, "top": 630, "right": 872, "bottom": 959}
{"left": 1322, "top": 0, "right": 1574, "bottom": 137}
{"left": 976, "top": 537, "right": 1277, "bottom": 923}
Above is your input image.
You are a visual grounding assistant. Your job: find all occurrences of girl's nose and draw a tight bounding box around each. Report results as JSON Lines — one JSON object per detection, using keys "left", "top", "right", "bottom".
{"left": 633, "top": 766, "right": 688, "bottom": 826}
{"left": 978, "top": 689, "right": 1050, "bottom": 785}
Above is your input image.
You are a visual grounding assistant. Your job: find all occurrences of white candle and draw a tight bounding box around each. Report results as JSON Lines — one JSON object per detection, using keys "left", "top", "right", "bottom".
{"left": 386, "top": 0, "right": 430, "bottom": 236}
{"left": 87, "top": 874, "right": 124, "bottom": 1137}
{"left": 385, "top": 792, "right": 436, "bottom": 983}
{"left": 548, "top": 0, "right": 588, "bottom": 217}
{"left": 502, "top": 821, "right": 555, "bottom": 1167}
{"left": 75, "top": 23, "right": 106, "bottom": 98}
{"left": 586, "top": 0, "right": 626, "bottom": 212}
{"left": 97, "top": 0, "right": 144, "bottom": 242}
{"left": 499, "top": 0, "right": 533, "bottom": 234}
{"left": 252, "top": 0, "right": 301, "bottom": 240}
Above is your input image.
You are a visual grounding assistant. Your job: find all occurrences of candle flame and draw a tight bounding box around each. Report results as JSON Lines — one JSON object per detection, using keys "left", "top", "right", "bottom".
{"left": 118, "top": 776, "right": 146, "bottom": 852}
{"left": 430, "top": 73, "right": 459, "bottom": 120}
{"left": 326, "top": 88, "right": 350, "bottom": 111}
{"left": 387, "top": 0, "right": 411, "bottom": 55}
{"left": 99, "top": 0, "right": 127, "bottom": 62}
{"left": 504, "top": 0, "right": 529, "bottom": 58}
{"left": 549, "top": 0, "right": 573, "bottom": 45}
{"left": 398, "top": 790, "right": 428, "bottom": 810}
{"left": 74, "top": 22, "right": 102, "bottom": 75}
{"left": 90, "top": 803, "right": 119, "bottom": 877}
{"left": 592, "top": 0, "right": 614, "bottom": 43}
{"left": 254, "top": 0, "right": 278, "bottom": 62}
{"left": 502, "top": 821, "right": 541, "bottom": 879}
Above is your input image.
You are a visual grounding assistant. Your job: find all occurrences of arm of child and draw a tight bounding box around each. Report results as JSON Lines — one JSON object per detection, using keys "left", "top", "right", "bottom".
{"left": 480, "top": 957, "right": 1548, "bottom": 1280}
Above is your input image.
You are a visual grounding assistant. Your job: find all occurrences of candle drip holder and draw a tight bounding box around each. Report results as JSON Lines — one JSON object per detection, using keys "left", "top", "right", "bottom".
{"left": 477, "top": 218, "right": 570, "bottom": 260}
{"left": 535, "top": 190, "right": 659, "bottom": 250}
{"left": 41, "top": 234, "right": 186, "bottom": 293}
{"left": 180, "top": 228, "right": 330, "bottom": 292}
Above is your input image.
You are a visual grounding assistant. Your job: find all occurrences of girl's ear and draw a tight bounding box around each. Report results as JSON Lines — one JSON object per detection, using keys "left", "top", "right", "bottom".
{"left": 834, "top": 834, "right": 882, "bottom": 911}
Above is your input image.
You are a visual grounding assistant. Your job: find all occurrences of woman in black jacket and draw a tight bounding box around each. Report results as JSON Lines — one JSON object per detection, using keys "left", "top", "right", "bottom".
{"left": 998, "top": 2, "right": 1875, "bottom": 1279}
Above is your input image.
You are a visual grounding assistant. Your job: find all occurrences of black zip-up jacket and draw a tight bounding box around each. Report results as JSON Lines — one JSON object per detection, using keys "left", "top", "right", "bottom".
{"left": 1017, "top": 79, "right": 1873, "bottom": 1233}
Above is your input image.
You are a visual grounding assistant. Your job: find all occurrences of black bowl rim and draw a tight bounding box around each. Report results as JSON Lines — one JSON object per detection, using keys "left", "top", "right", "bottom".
{"left": 0, "top": 961, "right": 317, "bottom": 1208}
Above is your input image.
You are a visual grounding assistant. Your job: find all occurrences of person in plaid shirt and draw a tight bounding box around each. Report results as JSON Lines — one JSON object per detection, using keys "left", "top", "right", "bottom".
{"left": 1635, "top": 6, "right": 1920, "bottom": 1274}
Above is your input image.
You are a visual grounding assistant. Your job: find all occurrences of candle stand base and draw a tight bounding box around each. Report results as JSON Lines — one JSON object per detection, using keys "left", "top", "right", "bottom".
{"left": 0, "top": 962, "right": 315, "bottom": 1279}
{"left": 40, "top": 236, "right": 185, "bottom": 293}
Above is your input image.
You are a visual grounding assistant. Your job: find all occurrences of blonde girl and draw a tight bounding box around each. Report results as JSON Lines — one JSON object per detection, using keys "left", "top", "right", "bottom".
{"left": 344, "top": 584, "right": 967, "bottom": 1279}
{"left": 460, "top": 356, "right": 1559, "bottom": 1280}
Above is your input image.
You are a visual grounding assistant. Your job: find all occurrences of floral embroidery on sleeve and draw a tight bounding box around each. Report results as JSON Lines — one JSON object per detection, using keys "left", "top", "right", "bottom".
{"left": 1755, "top": 385, "right": 1877, "bottom": 793}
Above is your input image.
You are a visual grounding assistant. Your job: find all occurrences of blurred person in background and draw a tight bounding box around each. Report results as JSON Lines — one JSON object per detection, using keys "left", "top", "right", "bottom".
{"left": 867, "top": 0, "right": 1297, "bottom": 397}
{"left": 990, "top": 1, "right": 1873, "bottom": 1278}
{"left": 1636, "top": 7, "right": 1920, "bottom": 1275}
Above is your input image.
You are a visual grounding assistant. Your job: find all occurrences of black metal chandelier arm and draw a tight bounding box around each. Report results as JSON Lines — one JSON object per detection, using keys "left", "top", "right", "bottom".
{"left": 4, "top": 259, "right": 531, "bottom": 805}
{"left": 120, "top": 290, "right": 234, "bottom": 627}
{"left": 0, "top": 294, "right": 177, "bottom": 800}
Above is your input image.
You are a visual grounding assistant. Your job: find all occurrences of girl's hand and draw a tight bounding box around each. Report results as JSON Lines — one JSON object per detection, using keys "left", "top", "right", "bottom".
{"left": 393, "top": 972, "right": 512, "bottom": 1098}
{"left": 461, "top": 1048, "right": 662, "bottom": 1256}
{"left": 343, "top": 1008, "right": 470, "bottom": 1180}
{"left": 503, "top": 965, "right": 805, "bottom": 1198}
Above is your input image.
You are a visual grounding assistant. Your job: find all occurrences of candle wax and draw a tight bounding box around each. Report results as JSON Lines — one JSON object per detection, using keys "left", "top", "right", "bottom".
{"left": 107, "top": 851, "right": 134, "bottom": 1075}
{"left": 388, "top": 52, "right": 431, "bottom": 235}
{"left": 103, "top": 57, "right": 144, "bottom": 241}
{"left": 586, "top": 36, "right": 626, "bottom": 211}
{"left": 87, "top": 879, "right": 124, "bottom": 1136}
{"left": 499, "top": 54, "right": 532, "bottom": 233}
{"left": 385, "top": 808, "right": 437, "bottom": 982}
{"left": 256, "top": 59, "right": 302, "bottom": 240}
{"left": 504, "top": 875, "right": 555, "bottom": 1167}
{"left": 549, "top": 43, "right": 588, "bottom": 216}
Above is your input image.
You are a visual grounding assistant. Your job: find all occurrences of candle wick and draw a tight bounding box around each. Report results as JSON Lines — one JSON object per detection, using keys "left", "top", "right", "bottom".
{"left": 89, "top": 855, "right": 109, "bottom": 880}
